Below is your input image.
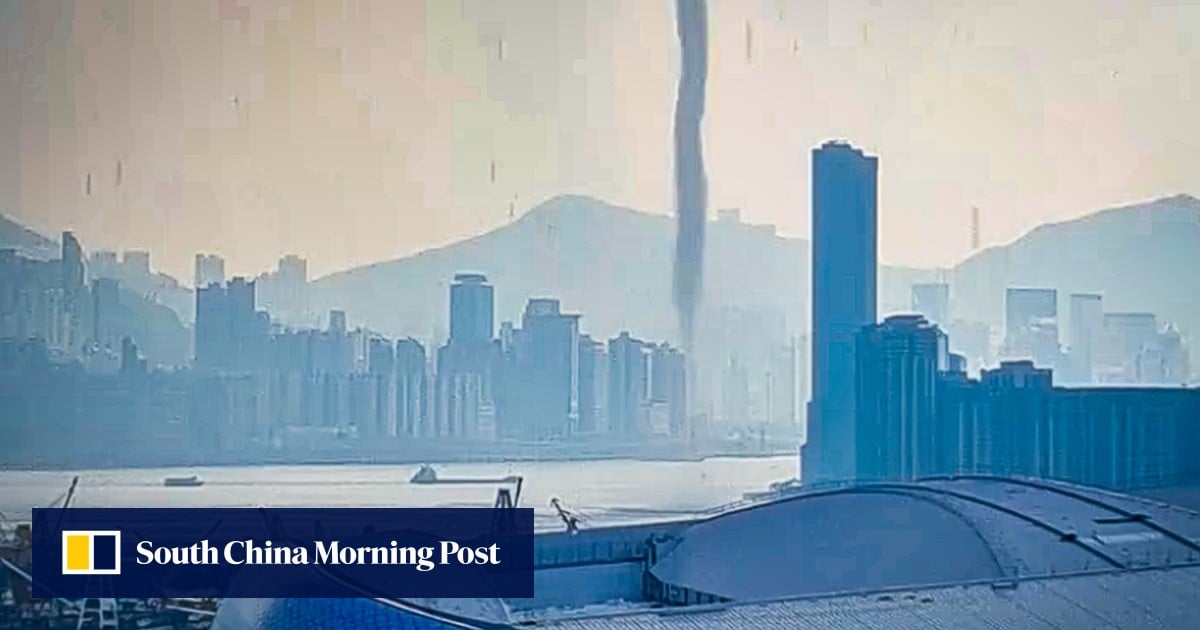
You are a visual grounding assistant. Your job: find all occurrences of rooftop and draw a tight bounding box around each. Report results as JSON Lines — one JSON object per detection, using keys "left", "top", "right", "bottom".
{"left": 214, "top": 476, "right": 1200, "bottom": 629}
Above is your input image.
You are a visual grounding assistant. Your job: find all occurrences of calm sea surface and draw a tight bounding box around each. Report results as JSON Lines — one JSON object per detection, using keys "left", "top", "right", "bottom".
{"left": 0, "top": 456, "right": 796, "bottom": 530}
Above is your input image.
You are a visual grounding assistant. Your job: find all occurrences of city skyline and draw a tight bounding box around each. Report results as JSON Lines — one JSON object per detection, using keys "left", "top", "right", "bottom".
{"left": 5, "top": 3, "right": 1200, "bottom": 627}
{"left": 4, "top": 0, "right": 1199, "bottom": 280}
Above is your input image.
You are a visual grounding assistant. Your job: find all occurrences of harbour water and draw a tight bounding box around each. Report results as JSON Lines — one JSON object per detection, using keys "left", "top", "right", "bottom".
{"left": 0, "top": 456, "right": 796, "bottom": 530}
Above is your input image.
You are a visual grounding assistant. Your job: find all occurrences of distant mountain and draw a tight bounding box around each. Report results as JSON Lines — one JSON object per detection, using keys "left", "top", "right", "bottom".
{"left": 112, "top": 286, "right": 191, "bottom": 367}
{"left": 9, "top": 192, "right": 1195, "bottom": 367}
{"left": 950, "top": 194, "right": 1200, "bottom": 343}
{"left": 0, "top": 212, "right": 59, "bottom": 260}
{"left": 312, "top": 193, "right": 1199, "bottom": 366}
{"left": 310, "top": 194, "right": 934, "bottom": 345}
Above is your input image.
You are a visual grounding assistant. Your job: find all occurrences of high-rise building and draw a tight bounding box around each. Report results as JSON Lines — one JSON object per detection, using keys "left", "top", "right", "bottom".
{"left": 977, "top": 361, "right": 1053, "bottom": 477}
{"left": 90, "top": 277, "right": 121, "bottom": 350}
{"left": 720, "top": 357, "right": 749, "bottom": 427}
{"left": 366, "top": 337, "right": 396, "bottom": 438}
{"left": 255, "top": 255, "right": 310, "bottom": 325}
{"left": 194, "top": 277, "right": 267, "bottom": 372}
{"left": 1044, "top": 386, "right": 1199, "bottom": 488}
{"left": 1002, "top": 288, "right": 1060, "bottom": 371}
{"left": 1066, "top": 293, "right": 1103, "bottom": 383}
{"left": 194, "top": 284, "right": 229, "bottom": 368}
{"left": 436, "top": 274, "right": 499, "bottom": 438}
{"left": 943, "top": 319, "right": 992, "bottom": 376}
{"left": 278, "top": 255, "right": 307, "bottom": 285}
{"left": 395, "top": 338, "right": 428, "bottom": 437}
{"left": 766, "top": 340, "right": 799, "bottom": 427}
{"left": 650, "top": 343, "right": 688, "bottom": 437}
{"left": 911, "top": 283, "right": 950, "bottom": 326}
{"left": 607, "top": 332, "right": 648, "bottom": 437}
{"left": 854, "top": 315, "right": 948, "bottom": 481}
{"left": 449, "top": 273, "right": 494, "bottom": 345}
{"left": 194, "top": 253, "right": 225, "bottom": 288}
{"left": 1156, "top": 326, "right": 1190, "bottom": 385}
{"left": 435, "top": 342, "right": 497, "bottom": 438}
{"left": 941, "top": 360, "right": 1197, "bottom": 490}
{"left": 61, "top": 231, "right": 86, "bottom": 351}
{"left": 577, "top": 335, "right": 608, "bottom": 434}
{"left": 805, "top": 140, "right": 878, "bottom": 483}
{"left": 499, "top": 298, "right": 579, "bottom": 438}
{"left": 1098, "top": 312, "right": 1158, "bottom": 383}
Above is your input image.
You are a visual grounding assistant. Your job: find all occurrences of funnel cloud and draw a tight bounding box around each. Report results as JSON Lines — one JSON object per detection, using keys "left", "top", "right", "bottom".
{"left": 672, "top": 0, "right": 709, "bottom": 351}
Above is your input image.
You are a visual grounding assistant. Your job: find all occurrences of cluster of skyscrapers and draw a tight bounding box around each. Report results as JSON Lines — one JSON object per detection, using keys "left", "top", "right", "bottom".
{"left": 1002, "top": 288, "right": 1189, "bottom": 385}
{"left": 855, "top": 316, "right": 1199, "bottom": 489}
{"left": 0, "top": 239, "right": 691, "bottom": 465}
{"left": 803, "top": 140, "right": 1199, "bottom": 492}
{"left": 0, "top": 233, "right": 157, "bottom": 373}
{"left": 190, "top": 269, "right": 688, "bottom": 444}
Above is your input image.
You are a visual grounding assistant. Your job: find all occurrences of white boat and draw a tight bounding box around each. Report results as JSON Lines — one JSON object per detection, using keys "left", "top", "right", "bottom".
{"left": 409, "top": 465, "right": 519, "bottom": 485}
{"left": 164, "top": 475, "right": 204, "bottom": 487}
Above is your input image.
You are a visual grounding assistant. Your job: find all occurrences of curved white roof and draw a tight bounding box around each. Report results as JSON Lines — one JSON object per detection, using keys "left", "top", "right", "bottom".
{"left": 649, "top": 476, "right": 1200, "bottom": 601}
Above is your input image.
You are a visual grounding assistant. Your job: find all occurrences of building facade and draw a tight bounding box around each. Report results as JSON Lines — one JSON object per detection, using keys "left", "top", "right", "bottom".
{"left": 805, "top": 140, "right": 878, "bottom": 483}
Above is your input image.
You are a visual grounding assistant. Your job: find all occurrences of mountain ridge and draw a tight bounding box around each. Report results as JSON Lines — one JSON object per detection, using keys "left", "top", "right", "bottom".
{"left": 4, "top": 194, "right": 1197, "bottom": 370}
{"left": 0, "top": 212, "right": 60, "bottom": 260}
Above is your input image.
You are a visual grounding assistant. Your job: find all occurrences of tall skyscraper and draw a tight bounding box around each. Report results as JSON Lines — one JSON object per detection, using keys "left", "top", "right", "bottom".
{"left": 577, "top": 335, "right": 608, "bottom": 434}
{"left": 512, "top": 298, "right": 579, "bottom": 438}
{"left": 395, "top": 338, "right": 428, "bottom": 437}
{"left": 911, "top": 283, "right": 950, "bottom": 326}
{"left": 649, "top": 343, "right": 688, "bottom": 437}
{"left": 367, "top": 336, "right": 396, "bottom": 438}
{"left": 607, "top": 332, "right": 649, "bottom": 437}
{"left": 1002, "top": 288, "right": 1060, "bottom": 371}
{"left": 1067, "top": 293, "right": 1103, "bottom": 383}
{"left": 855, "top": 315, "right": 948, "bottom": 481}
{"left": 436, "top": 274, "right": 499, "bottom": 438}
{"left": 804, "top": 140, "right": 878, "bottom": 484}
{"left": 449, "top": 273, "right": 494, "bottom": 345}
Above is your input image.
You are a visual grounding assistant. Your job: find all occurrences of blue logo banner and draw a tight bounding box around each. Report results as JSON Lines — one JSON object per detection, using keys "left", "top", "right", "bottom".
{"left": 32, "top": 508, "right": 534, "bottom": 598}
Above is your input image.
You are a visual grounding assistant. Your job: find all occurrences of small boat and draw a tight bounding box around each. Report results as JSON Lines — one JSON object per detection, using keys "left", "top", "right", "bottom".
{"left": 164, "top": 475, "right": 204, "bottom": 487}
{"left": 410, "top": 465, "right": 438, "bottom": 484}
{"left": 410, "top": 465, "right": 520, "bottom": 485}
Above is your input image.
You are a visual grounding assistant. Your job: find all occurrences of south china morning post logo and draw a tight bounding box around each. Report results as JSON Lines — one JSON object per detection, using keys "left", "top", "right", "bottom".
{"left": 34, "top": 508, "right": 534, "bottom": 598}
{"left": 61, "top": 530, "right": 122, "bottom": 575}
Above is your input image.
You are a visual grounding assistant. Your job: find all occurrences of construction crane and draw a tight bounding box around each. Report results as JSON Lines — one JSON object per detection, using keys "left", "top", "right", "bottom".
{"left": 549, "top": 497, "right": 585, "bottom": 535}
{"left": 493, "top": 476, "right": 524, "bottom": 509}
{"left": 46, "top": 476, "right": 80, "bottom": 510}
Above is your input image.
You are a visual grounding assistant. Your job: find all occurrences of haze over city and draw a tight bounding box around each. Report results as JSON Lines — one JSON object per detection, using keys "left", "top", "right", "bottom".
{"left": 4, "top": 0, "right": 1199, "bottom": 280}
{"left": 4, "top": 1, "right": 1200, "bottom": 628}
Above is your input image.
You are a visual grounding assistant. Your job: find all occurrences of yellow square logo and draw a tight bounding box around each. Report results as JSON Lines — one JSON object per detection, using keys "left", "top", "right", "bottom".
{"left": 61, "top": 531, "right": 121, "bottom": 575}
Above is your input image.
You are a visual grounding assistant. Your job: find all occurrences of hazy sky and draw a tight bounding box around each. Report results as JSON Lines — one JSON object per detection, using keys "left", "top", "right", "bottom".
{"left": 3, "top": 0, "right": 1198, "bottom": 281}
